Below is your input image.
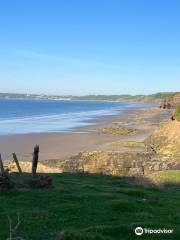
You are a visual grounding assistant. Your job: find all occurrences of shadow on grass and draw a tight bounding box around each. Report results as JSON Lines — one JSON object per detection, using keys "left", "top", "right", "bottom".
{"left": 0, "top": 171, "right": 180, "bottom": 240}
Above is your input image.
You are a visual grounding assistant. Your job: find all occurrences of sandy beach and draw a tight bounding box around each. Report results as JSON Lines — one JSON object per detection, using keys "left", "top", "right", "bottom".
{"left": 0, "top": 106, "right": 171, "bottom": 162}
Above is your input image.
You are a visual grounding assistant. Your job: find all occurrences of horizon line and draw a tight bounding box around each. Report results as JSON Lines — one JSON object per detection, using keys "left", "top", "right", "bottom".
{"left": 0, "top": 91, "right": 179, "bottom": 97}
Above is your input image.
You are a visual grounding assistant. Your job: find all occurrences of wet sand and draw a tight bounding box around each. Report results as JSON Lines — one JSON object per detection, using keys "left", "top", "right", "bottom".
{"left": 0, "top": 107, "right": 171, "bottom": 161}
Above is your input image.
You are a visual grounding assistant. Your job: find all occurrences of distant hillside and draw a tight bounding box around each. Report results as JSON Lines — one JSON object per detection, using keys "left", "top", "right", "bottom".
{"left": 72, "top": 94, "right": 144, "bottom": 101}
{"left": 72, "top": 92, "right": 180, "bottom": 103}
{"left": 0, "top": 92, "right": 179, "bottom": 103}
{"left": 0, "top": 93, "right": 72, "bottom": 100}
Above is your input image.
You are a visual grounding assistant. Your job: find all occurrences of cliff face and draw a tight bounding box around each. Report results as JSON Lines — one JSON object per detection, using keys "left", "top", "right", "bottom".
{"left": 159, "top": 92, "right": 180, "bottom": 109}
{"left": 61, "top": 151, "right": 151, "bottom": 176}
{"left": 145, "top": 120, "right": 180, "bottom": 165}
{"left": 173, "top": 93, "right": 180, "bottom": 105}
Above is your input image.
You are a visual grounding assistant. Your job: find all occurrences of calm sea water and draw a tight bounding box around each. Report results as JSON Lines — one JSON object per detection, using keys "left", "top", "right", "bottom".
{"left": 0, "top": 99, "right": 151, "bottom": 135}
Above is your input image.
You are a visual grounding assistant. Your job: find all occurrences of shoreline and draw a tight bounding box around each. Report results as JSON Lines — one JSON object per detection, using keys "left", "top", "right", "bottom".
{"left": 0, "top": 106, "right": 170, "bottom": 162}
{"left": 0, "top": 100, "right": 154, "bottom": 136}
{"left": 0, "top": 102, "right": 155, "bottom": 137}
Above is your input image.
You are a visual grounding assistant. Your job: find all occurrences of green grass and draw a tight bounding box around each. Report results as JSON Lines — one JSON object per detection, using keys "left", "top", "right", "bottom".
{"left": 174, "top": 105, "right": 180, "bottom": 120}
{"left": 149, "top": 170, "right": 180, "bottom": 184}
{"left": 0, "top": 173, "right": 180, "bottom": 239}
{"left": 150, "top": 92, "right": 178, "bottom": 99}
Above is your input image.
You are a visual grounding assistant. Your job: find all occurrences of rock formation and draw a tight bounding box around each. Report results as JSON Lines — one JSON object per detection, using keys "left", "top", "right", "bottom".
{"left": 159, "top": 92, "right": 180, "bottom": 109}
{"left": 145, "top": 120, "right": 180, "bottom": 168}
{"left": 159, "top": 97, "right": 173, "bottom": 109}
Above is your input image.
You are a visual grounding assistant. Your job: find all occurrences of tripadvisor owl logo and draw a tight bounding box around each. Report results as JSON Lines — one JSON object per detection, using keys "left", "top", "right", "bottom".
{"left": 135, "top": 227, "right": 143, "bottom": 236}
{"left": 135, "top": 226, "right": 174, "bottom": 236}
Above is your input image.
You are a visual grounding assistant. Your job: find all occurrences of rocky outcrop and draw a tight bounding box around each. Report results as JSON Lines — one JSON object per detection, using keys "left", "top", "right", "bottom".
{"left": 60, "top": 118, "right": 180, "bottom": 176}
{"left": 102, "top": 124, "right": 136, "bottom": 135}
{"left": 54, "top": 150, "right": 177, "bottom": 176}
{"left": 159, "top": 97, "right": 173, "bottom": 109}
{"left": 62, "top": 151, "right": 150, "bottom": 176}
{"left": 159, "top": 93, "right": 180, "bottom": 109}
{"left": 5, "top": 149, "right": 179, "bottom": 177}
{"left": 173, "top": 93, "right": 180, "bottom": 105}
{"left": 145, "top": 120, "right": 180, "bottom": 166}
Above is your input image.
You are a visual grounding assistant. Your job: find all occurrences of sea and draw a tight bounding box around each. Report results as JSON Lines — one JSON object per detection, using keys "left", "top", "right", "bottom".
{"left": 0, "top": 99, "right": 152, "bottom": 135}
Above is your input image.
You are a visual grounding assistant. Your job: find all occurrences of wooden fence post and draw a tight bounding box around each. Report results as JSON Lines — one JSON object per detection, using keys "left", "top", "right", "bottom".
{"left": 32, "top": 145, "right": 39, "bottom": 178}
{"left": 0, "top": 153, "right": 5, "bottom": 175}
{"left": 12, "top": 153, "right": 22, "bottom": 173}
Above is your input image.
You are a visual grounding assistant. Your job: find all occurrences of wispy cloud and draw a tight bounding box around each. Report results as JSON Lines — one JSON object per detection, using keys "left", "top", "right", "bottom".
{"left": 11, "top": 49, "right": 140, "bottom": 73}
{"left": 12, "top": 49, "right": 108, "bottom": 67}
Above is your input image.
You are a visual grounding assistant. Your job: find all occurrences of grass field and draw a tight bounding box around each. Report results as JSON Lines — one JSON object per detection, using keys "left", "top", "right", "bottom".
{"left": 174, "top": 105, "right": 180, "bottom": 121}
{"left": 0, "top": 172, "right": 180, "bottom": 239}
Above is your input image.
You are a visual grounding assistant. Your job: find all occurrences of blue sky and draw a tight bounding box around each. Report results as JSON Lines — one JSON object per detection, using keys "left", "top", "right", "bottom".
{"left": 0, "top": 0, "right": 180, "bottom": 95}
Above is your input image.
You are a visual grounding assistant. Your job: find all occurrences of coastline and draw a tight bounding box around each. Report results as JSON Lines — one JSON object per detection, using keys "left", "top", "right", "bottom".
{"left": 0, "top": 106, "right": 171, "bottom": 162}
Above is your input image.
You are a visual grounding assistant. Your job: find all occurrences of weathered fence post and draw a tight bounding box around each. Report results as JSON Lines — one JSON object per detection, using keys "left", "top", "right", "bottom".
{"left": 32, "top": 145, "right": 39, "bottom": 178}
{"left": 12, "top": 153, "right": 22, "bottom": 173}
{"left": 0, "top": 153, "right": 5, "bottom": 176}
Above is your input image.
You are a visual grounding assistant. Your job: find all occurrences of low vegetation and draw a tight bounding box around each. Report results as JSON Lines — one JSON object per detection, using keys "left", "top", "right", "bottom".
{"left": 174, "top": 105, "right": 180, "bottom": 121}
{"left": 0, "top": 173, "right": 180, "bottom": 239}
{"left": 107, "top": 140, "right": 144, "bottom": 148}
{"left": 150, "top": 92, "right": 178, "bottom": 99}
{"left": 148, "top": 170, "right": 180, "bottom": 185}
{"left": 102, "top": 124, "right": 136, "bottom": 135}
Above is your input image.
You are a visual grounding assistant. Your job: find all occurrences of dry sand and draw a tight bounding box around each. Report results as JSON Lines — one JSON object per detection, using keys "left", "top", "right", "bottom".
{"left": 0, "top": 107, "right": 171, "bottom": 162}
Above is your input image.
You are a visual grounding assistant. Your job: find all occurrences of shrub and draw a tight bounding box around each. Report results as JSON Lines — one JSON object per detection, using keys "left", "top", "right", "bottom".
{"left": 0, "top": 174, "right": 12, "bottom": 190}
{"left": 28, "top": 175, "right": 53, "bottom": 188}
